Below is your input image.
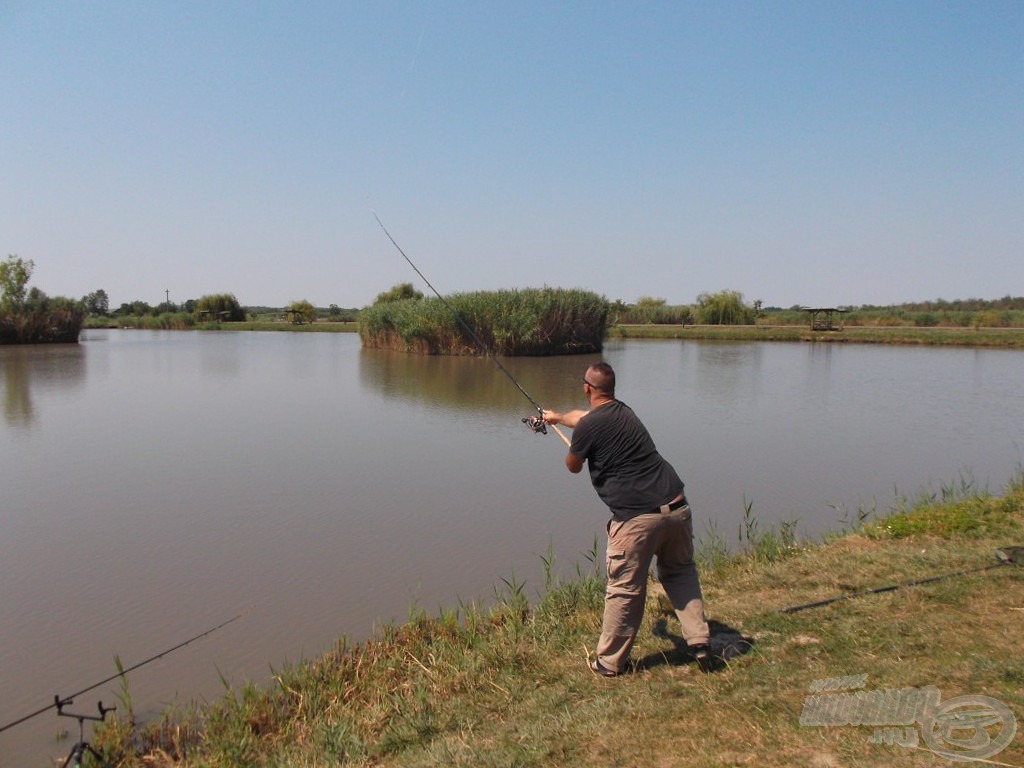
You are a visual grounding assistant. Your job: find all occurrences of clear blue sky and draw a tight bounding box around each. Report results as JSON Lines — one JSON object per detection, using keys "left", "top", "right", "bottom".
{"left": 2, "top": 1, "right": 1021, "bottom": 309}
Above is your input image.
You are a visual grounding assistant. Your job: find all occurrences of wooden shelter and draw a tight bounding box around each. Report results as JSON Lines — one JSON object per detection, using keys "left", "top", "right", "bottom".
{"left": 803, "top": 307, "right": 847, "bottom": 331}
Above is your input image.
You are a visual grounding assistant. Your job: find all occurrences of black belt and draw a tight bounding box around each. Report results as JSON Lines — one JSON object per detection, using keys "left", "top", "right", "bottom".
{"left": 614, "top": 496, "right": 688, "bottom": 522}
{"left": 655, "top": 496, "right": 688, "bottom": 514}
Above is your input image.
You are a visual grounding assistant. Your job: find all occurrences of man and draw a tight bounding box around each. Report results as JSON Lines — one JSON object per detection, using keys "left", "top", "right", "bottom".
{"left": 543, "top": 361, "right": 713, "bottom": 676}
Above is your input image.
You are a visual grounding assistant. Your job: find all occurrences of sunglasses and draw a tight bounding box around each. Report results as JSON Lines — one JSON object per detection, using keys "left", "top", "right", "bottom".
{"left": 581, "top": 377, "right": 603, "bottom": 390}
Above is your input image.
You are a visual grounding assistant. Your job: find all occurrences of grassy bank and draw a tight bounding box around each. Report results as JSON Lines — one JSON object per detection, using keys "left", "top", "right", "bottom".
{"left": 610, "top": 323, "right": 1024, "bottom": 348}
{"left": 84, "top": 316, "right": 361, "bottom": 333}
{"left": 213, "top": 321, "right": 360, "bottom": 333}
{"left": 91, "top": 475, "right": 1024, "bottom": 767}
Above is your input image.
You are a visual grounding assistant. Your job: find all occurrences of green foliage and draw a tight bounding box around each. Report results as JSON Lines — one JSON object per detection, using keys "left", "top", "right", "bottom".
{"left": 0, "top": 257, "right": 85, "bottom": 343}
{"left": 617, "top": 301, "right": 692, "bottom": 325}
{"left": 360, "top": 287, "right": 609, "bottom": 355}
{"left": 694, "top": 289, "right": 756, "bottom": 325}
{"left": 82, "top": 288, "right": 110, "bottom": 316}
{"left": 759, "top": 296, "right": 1024, "bottom": 329}
{"left": 0, "top": 255, "right": 34, "bottom": 311}
{"left": 286, "top": 299, "right": 318, "bottom": 324}
{"left": 635, "top": 296, "right": 666, "bottom": 308}
{"left": 115, "top": 300, "right": 155, "bottom": 317}
{"left": 374, "top": 282, "right": 424, "bottom": 305}
{"left": 94, "top": 312, "right": 196, "bottom": 330}
{"left": 195, "top": 293, "right": 245, "bottom": 321}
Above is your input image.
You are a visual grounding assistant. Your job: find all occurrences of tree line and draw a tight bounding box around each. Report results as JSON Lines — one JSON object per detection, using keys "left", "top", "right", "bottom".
{"left": 6, "top": 251, "right": 1023, "bottom": 345}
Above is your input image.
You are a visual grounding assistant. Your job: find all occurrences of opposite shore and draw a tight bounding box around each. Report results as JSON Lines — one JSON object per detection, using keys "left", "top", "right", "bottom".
{"left": 83, "top": 319, "right": 1024, "bottom": 349}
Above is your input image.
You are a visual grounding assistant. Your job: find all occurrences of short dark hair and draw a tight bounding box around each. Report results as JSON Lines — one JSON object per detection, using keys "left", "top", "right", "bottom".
{"left": 587, "top": 362, "right": 615, "bottom": 394}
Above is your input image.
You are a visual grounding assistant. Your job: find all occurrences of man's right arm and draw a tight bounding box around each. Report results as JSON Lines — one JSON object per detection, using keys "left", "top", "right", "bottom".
{"left": 542, "top": 409, "right": 589, "bottom": 429}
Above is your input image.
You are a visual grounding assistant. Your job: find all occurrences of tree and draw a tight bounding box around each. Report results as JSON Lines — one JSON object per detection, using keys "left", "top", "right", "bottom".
{"left": 374, "top": 282, "right": 423, "bottom": 305}
{"left": 287, "top": 299, "right": 318, "bottom": 324}
{"left": 83, "top": 289, "right": 110, "bottom": 316}
{"left": 1, "top": 255, "right": 34, "bottom": 311}
{"left": 694, "top": 290, "right": 756, "bottom": 325}
{"left": 636, "top": 296, "right": 667, "bottom": 308}
{"left": 115, "top": 300, "right": 154, "bottom": 317}
{"left": 195, "top": 293, "right": 244, "bottom": 321}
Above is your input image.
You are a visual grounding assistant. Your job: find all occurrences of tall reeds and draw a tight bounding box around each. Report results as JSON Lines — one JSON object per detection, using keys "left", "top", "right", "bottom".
{"left": 0, "top": 303, "right": 85, "bottom": 344}
{"left": 360, "top": 288, "right": 610, "bottom": 356}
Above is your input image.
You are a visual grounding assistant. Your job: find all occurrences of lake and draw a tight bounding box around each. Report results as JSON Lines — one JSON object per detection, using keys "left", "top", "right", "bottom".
{"left": 2, "top": 330, "right": 1022, "bottom": 765}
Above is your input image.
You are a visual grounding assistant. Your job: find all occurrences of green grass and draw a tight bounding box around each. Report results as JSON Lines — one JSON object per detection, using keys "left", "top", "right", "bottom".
{"left": 86, "top": 312, "right": 196, "bottom": 330}
{"left": 83, "top": 315, "right": 1024, "bottom": 349}
{"left": 89, "top": 473, "right": 1024, "bottom": 767}
{"left": 214, "top": 321, "right": 360, "bottom": 333}
{"left": 609, "top": 323, "right": 1024, "bottom": 348}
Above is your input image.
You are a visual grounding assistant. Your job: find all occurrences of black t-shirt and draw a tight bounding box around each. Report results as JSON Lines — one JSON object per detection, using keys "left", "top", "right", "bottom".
{"left": 569, "top": 400, "right": 684, "bottom": 518}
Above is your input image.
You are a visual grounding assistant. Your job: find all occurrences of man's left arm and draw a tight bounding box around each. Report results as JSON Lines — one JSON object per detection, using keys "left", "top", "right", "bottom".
{"left": 565, "top": 451, "right": 584, "bottom": 474}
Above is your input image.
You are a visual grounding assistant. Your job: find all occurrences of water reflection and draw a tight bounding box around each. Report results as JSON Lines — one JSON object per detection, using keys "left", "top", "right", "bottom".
{"left": 358, "top": 347, "right": 602, "bottom": 413}
{"left": 0, "top": 344, "right": 86, "bottom": 427}
{"left": 693, "top": 342, "right": 764, "bottom": 402}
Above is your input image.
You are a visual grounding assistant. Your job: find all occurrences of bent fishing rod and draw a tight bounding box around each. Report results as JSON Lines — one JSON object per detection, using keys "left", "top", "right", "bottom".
{"left": 373, "top": 212, "right": 571, "bottom": 447}
{"left": 0, "top": 609, "right": 248, "bottom": 735}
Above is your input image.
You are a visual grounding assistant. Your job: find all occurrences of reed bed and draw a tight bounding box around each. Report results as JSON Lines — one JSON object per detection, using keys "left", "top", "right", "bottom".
{"left": 359, "top": 288, "right": 610, "bottom": 356}
{"left": 0, "top": 305, "right": 85, "bottom": 344}
{"left": 86, "top": 312, "right": 197, "bottom": 331}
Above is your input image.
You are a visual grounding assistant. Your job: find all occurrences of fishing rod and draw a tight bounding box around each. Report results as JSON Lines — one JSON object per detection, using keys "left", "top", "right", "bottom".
{"left": 373, "top": 212, "right": 571, "bottom": 447}
{"left": 0, "top": 609, "right": 249, "bottom": 735}
{"left": 779, "top": 546, "right": 1023, "bottom": 614}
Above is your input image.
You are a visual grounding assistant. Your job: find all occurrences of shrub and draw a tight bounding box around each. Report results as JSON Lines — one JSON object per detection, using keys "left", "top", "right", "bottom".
{"left": 374, "top": 283, "right": 424, "bottom": 305}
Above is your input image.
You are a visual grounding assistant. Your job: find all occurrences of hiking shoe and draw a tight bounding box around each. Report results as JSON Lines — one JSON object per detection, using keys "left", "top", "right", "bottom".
{"left": 689, "top": 643, "right": 717, "bottom": 673}
{"left": 589, "top": 659, "right": 623, "bottom": 678}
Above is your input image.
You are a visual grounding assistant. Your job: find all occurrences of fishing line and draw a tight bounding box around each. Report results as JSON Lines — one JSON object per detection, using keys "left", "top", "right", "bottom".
{"left": 0, "top": 609, "right": 250, "bottom": 735}
{"left": 373, "top": 212, "right": 570, "bottom": 446}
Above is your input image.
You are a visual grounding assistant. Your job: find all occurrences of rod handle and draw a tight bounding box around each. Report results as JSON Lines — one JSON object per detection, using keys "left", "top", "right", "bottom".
{"left": 551, "top": 423, "right": 571, "bottom": 447}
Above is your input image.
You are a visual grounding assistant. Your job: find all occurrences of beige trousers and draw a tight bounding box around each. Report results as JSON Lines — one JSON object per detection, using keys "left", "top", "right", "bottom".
{"left": 597, "top": 504, "right": 710, "bottom": 672}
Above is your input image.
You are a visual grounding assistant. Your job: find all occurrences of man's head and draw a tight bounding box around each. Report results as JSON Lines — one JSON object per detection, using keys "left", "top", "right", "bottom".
{"left": 583, "top": 362, "right": 615, "bottom": 399}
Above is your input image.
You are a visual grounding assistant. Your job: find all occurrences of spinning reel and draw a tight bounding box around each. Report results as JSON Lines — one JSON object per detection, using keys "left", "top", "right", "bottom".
{"left": 522, "top": 414, "right": 548, "bottom": 435}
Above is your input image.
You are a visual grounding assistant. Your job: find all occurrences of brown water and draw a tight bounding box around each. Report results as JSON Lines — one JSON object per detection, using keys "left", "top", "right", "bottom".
{"left": 2, "top": 330, "right": 1022, "bottom": 765}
